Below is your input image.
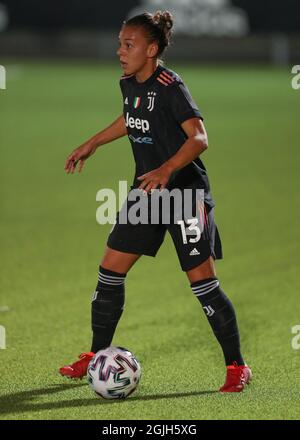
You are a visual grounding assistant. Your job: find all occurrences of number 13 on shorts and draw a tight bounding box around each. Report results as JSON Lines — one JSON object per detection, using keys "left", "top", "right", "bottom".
{"left": 177, "top": 218, "right": 201, "bottom": 244}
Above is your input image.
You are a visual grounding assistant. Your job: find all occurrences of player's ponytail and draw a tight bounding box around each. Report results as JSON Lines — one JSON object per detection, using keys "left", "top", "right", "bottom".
{"left": 124, "top": 10, "right": 174, "bottom": 58}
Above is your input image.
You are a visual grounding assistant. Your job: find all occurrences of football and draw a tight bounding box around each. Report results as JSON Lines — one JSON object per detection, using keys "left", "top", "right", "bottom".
{"left": 87, "top": 346, "right": 142, "bottom": 399}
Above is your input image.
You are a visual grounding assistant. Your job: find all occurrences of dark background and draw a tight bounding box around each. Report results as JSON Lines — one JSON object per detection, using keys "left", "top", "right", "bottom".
{"left": 1, "top": 0, "right": 299, "bottom": 33}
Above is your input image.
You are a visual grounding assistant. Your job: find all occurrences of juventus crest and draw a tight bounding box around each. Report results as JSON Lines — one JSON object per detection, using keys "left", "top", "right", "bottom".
{"left": 147, "top": 91, "right": 156, "bottom": 111}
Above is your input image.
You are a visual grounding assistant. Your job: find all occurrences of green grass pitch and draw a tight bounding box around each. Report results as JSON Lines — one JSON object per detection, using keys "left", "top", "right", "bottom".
{"left": 0, "top": 61, "right": 300, "bottom": 420}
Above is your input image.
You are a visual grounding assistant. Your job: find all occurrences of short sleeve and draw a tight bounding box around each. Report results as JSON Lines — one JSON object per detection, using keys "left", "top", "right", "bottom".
{"left": 119, "top": 79, "right": 125, "bottom": 97}
{"left": 166, "top": 82, "right": 202, "bottom": 124}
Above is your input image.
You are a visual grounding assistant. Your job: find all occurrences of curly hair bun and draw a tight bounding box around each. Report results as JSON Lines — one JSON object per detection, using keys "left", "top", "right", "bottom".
{"left": 153, "top": 10, "right": 173, "bottom": 34}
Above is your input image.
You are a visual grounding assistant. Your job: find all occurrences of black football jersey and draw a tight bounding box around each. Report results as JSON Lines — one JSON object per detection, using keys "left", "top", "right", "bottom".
{"left": 120, "top": 64, "right": 214, "bottom": 208}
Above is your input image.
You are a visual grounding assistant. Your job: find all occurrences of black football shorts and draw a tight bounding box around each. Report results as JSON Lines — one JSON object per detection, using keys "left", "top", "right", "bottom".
{"left": 107, "top": 188, "right": 223, "bottom": 272}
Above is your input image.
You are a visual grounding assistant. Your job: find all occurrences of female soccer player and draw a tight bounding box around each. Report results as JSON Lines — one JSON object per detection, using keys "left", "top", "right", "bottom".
{"left": 60, "top": 11, "right": 252, "bottom": 392}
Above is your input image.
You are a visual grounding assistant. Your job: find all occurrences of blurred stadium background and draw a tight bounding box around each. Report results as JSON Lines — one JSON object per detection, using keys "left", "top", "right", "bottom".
{"left": 0, "top": 0, "right": 300, "bottom": 420}
{"left": 0, "top": 0, "right": 300, "bottom": 63}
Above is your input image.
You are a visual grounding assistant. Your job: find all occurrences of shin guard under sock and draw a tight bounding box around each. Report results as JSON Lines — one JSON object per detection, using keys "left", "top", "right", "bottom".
{"left": 191, "top": 278, "right": 244, "bottom": 366}
{"left": 91, "top": 266, "right": 126, "bottom": 353}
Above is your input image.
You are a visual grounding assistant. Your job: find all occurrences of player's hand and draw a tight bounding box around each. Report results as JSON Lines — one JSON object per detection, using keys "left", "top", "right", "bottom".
{"left": 64, "top": 143, "right": 96, "bottom": 174}
{"left": 137, "top": 164, "right": 173, "bottom": 193}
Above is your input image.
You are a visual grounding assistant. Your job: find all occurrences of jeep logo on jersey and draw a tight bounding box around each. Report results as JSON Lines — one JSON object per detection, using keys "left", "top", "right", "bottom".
{"left": 125, "top": 112, "right": 150, "bottom": 133}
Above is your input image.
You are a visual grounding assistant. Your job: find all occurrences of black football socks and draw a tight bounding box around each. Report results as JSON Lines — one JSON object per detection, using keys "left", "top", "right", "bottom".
{"left": 91, "top": 266, "right": 126, "bottom": 353}
{"left": 191, "top": 278, "right": 244, "bottom": 366}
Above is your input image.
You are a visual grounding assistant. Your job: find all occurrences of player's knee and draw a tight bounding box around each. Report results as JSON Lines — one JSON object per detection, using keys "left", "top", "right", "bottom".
{"left": 186, "top": 257, "right": 216, "bottom": 283}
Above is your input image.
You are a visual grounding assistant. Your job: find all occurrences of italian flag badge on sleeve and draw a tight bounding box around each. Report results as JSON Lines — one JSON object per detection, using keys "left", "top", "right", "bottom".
{"left": 133, "top": 97, "right": 141, "bottom": 108}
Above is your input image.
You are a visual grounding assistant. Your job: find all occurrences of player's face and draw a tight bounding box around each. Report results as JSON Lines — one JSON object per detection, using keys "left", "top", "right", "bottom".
{"left": 117, "top": 25, "right": 157, "bottom": 76}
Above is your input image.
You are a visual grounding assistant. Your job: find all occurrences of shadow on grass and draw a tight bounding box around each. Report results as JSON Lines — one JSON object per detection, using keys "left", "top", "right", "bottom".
{"left": 0, "top": 383, "right": 218, "bottom": 416}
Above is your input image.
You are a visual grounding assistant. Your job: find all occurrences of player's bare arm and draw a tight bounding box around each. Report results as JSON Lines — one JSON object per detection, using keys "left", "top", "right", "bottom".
{"left": 137, "top": 118, "right": 208, "bottom": 192}
{"left": 65, "top": 114, "right": 127, "bottom": 174}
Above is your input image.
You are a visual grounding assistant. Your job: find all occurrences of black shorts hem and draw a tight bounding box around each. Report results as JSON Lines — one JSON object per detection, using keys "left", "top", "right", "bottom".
{"left": 180, "top": 251, "right": 223, "bottom": 272}
{"left": 107, "top": 241, "right": 158, "bottom": 258}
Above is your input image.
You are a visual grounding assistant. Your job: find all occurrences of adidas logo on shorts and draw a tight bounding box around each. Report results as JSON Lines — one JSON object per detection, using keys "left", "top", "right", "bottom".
{"left": 189, "top": 248, "right": 200, "bottom": 256}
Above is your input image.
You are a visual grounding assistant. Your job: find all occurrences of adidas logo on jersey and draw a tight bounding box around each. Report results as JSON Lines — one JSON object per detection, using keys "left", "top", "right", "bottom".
{"left": 125, "top": 112, "right": 150, "bottom": 133}
{"left": 189, "top": 248, "right": 200, "bottom": 256}
{"left": 124, "top": 97, "right": 128, "bottom": 105}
